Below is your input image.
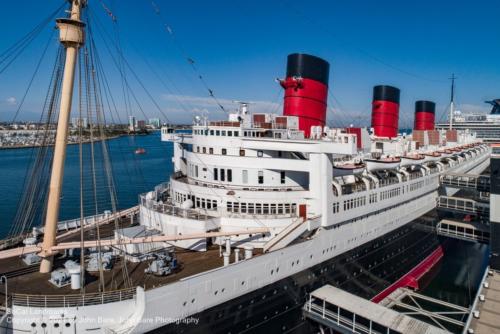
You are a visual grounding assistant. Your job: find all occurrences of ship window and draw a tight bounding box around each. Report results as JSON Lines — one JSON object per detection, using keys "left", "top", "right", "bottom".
{"left": 257, "top": 150, "right": 263, "bottom": 157}
{"left": 242, "top": 170, "right": 248, "bottom": 184}
{"left": 258, "top": 171, "right": 264, "bottom": 184}
{"left": 210, "top": 130, "right": 214, "bottom": 135}
{"left": 209, "top": 147, "right": 213, "bottom": 154}
{"left": 216, "top": 130, "right": 220, "bottom": 136}
{"left": 214, "top": 168, "right": 218, "bottom": 181}
{"left": 227, "top": 169, "right": 232, "bottom": 182}
{"left": 222, "top": 148, "right": 227, "bottom": 155}
{"left": 222, "top": 130, "right": 226, "bottom": 136}
{"left": 221, "top": 169, "right": 225, "bottom": 181}
{"left": 248, "top": 203, "right": 255, "bottom": 214}
{"left": 234, "top": 131, "right": 239, "bottom": 137}
{"left": 195, "top": 165, "right": 199, "bottom": 177}
{"left": 240, "top": 149, "right": 245, "bottom": 156}
{"left": 280, "top": 171, "right": 286, "bottom": 184}
{"left": 203, "top": 147, "right": 206, "bottom": 154}
{"left": 196, "top": 146, "right": 200, "bottom": 153}
{"left": 228, "top": 131, "right": 232, "bottom": 136}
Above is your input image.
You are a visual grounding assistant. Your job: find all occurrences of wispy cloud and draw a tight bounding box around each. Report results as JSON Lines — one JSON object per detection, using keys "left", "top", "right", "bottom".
{"left": 161, "top": 94, "right": 281, "bottom": 115}
{"left": 5, "top": 96, "right": 17, "bottom": 105}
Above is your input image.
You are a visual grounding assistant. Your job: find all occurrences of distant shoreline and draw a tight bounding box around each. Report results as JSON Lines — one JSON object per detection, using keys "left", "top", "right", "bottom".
{"left": 0, "top": 134, "right": 129, "bottom": 150}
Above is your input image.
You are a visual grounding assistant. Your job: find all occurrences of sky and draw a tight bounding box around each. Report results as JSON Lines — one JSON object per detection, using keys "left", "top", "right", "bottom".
{"left": 0, "top": 0, "right": 499, "bottom": 127}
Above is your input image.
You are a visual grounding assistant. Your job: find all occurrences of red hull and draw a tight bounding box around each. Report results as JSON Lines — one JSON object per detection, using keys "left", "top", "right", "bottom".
{"left": 371, "top": 244, "right": 444, "bottom": 303}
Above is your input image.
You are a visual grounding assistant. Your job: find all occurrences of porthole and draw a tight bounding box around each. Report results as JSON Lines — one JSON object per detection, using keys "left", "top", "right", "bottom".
{"left": 214, "top": 290, "right": 218, "bottom": 295}
{"left": 241, "top": 281, "right": 245, "bottom": 285}
{"left": 221, "top": 288, "right": 225, "bottom": 293}
{"left": 276, "top": 267, "right": 280, "bottom": 273}
{"left": 31, "top": 323, "right": 36, "bottom": 328}
{"left": 54, "top": 323, "right": 60, "bottom": 328}
{"left": 191, "top": 298, "right": 195, "bottom": 303}
{"left": 271, "top": 269, "right": 274, "bottom": 275}
{"left": 41, "top": 323, "right": 47, "bottom": 328}
{"left": 65, "top": 323, "right": 71, "bottom": 328}
{"left": 183, "top": 301, "right": 187, "bottom": 306}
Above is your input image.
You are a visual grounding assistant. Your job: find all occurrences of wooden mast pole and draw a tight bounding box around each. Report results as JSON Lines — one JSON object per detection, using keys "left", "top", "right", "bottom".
{"left": 39, "top": 0, "right": 86, "bottom": 273}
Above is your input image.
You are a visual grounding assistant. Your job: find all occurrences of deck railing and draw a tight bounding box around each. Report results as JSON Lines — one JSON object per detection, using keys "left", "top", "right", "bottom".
{"left": 140, "top": 194, "right": 211, "bottom": 221}
{"left": 12, "top": 287, "right": 136, "bottom": 308}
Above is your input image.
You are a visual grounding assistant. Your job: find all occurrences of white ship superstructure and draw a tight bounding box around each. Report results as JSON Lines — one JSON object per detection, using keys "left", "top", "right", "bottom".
{"left": 0, "top": 3, "right": 492, "bottom": 333}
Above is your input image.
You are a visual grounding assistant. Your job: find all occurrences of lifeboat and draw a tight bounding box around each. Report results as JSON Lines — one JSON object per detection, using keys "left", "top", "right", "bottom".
{"left": 333, "top": 161, "right": 365, "bottom": 177}
{"left": 422, "top": 152, "right": 441, "bottom": 162}
{"left": 364, "top": 156, "right": 401, "bottom": 172}
{"left": 437, "top": 149, "right": 453, "bottom": 158}
{"left": 135, "top": 148, "right": 146, "bottom": 154}
{"left": 400, "top": 154, "right": 425, "bottom": 167}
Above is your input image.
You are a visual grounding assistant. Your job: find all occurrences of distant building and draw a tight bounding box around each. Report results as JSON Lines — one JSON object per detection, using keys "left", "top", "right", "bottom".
{"left": 128, "top": 115, "right": 136, "bottom": 131}
{"left": 149, "top": 118, "right": 160, "bottom": 128}
{"left": 71, "top": 117, "right": 88, "bottom": 129}
{"left": 137, "top": 120, "right": 146, "bottom": 129}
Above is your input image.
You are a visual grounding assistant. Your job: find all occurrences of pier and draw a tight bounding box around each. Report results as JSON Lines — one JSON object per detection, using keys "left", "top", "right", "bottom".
{"left": 303, "top": 285, "right": 448, "bottom": 334}
{"left": 466, "top": 269, "right": 500, "bottom": 334}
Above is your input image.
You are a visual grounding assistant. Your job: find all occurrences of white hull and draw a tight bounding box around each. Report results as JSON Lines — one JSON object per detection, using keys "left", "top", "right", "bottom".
{"left": 7, "top": 147, "right": 491, "bottom": 334}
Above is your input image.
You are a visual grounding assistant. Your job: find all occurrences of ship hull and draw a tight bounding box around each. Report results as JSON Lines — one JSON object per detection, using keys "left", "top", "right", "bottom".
{"left": 158, "top": 224, "right": 440, "bottom": 333}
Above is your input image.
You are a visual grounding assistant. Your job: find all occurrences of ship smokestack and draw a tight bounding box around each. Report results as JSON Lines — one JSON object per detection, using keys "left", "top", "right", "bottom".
{"left": 414, "top": 100, "right": 435, "bottom": 131}
{"left": 280, "top": 53, "right": 329, "bottom": 137}
{"left": 371, "top": 85, "right": 400, "bottom": 138}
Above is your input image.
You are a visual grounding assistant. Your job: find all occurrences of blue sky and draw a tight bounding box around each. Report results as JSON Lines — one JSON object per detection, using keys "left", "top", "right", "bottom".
{"left": 0, "top": 0, "right": 499, "bottom": 127}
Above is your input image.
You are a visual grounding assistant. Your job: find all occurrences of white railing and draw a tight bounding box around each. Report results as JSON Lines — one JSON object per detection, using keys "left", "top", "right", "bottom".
{"left": 140, "top": 195, "right": 211, "bottom": 221}
{"left": 12, "top": 287, "right": 136, "bottom": 308}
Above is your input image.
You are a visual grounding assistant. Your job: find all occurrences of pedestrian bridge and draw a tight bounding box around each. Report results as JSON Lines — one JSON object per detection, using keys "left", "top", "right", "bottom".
{"left": 440, "top": 173, "right": 490, "bottom": 192}
{"left": 437, "top": 196, "right": 489, "bottom": 216}
{"left": 303, "top": 285, "right": 447, "bottom": 334}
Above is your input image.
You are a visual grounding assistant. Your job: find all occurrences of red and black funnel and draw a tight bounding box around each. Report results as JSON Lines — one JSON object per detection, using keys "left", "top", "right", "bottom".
{"left": 414, "top": 100, "right": 435, "bottom": 131}
{"left": 371, "top": 85, "right": 400, "bottom": 138}
{"left": 281, "top": 53, "right": 329, "bottom": 137}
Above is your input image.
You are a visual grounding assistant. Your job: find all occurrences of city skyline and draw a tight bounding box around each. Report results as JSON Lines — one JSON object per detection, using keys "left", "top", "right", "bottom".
{"left": 0, "top": 1, "right": 498, "bottom": 127}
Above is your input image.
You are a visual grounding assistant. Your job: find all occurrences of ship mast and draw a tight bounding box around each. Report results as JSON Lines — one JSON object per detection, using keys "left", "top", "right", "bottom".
{"left": 39, "top": 0, "right": 86, "bottom": 273}
{"left": 449, "top": 73, "right": 456, "bottom": 130}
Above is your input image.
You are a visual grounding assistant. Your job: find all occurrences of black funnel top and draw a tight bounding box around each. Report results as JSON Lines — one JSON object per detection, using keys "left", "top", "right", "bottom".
{"left": 486, "top": 99, "right": 500, "bottom": 115}
{"left": 373, "top": 85, "right": 400, "bottom": 104}
{"left": 415, "top": 100, "right": 436, "bottom": 114}
{"left": 286, "top": 53, "right": 330, "bottom": 86}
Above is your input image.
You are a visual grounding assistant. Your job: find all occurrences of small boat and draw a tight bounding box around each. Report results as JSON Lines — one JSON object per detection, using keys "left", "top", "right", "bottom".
{"left": 364, "top": 156, "right": 401, "bottom": 172}
{"left": 437, "top": 149, "right": 452, "bottom": 158}
{"left": 135, "top": 148, "right": 146, "bottom": 154}
{"left": 422, "top": 152, "right": 442, "bottom": 162}
{"left": 333, "top": 161, "right": 365, "bottom": 176}
{"left": 400, "top": 154, "right": 425, "bottom": 167}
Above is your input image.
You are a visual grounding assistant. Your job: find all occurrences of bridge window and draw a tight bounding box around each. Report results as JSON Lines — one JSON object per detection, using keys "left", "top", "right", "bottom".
{"left": 258, "top": 171, "right": 264, "bottom": 184}
{"left": 214, "top": 168, "right": 218, "bottom": 181}
{"left": 227, "top": 169, "right": 232, "bottom": 182}
{"left": 222, "top": 148, "right": 227, "bottom": 155}
{"left": 281, "top": 171, "right": 286, "bottom": 184}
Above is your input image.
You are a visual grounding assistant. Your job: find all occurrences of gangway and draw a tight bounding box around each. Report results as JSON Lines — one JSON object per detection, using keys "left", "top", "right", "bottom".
{"left": 440, "top": 173, "right": 490, "bottom": 192}
{"left": 437, "top": 196, "right": 489, "bottom": 216}
{"left": 380, "top": 288, "right": 470, "bottom": 331}
{"left": 416, "top": 218, "right": 490, "bottom": 244}
{"left": 303, "top": 285, "right": 447, "bottom": 334}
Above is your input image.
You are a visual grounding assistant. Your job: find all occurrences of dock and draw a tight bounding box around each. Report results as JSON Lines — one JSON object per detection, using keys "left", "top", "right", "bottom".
{"left": 303, "top": 285, "right": 448, "bottom": 334}
{"left": 467, "top": 269, "right": 500, "bottom": 334}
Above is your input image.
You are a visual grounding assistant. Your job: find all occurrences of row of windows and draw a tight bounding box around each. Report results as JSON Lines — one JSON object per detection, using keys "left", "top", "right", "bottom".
{"left": 226, "top": 202, "right": 296, "bottom": 215}
{"left": 344, "top": 196, "right": 366, "bottom": 211}
{"left": 214, "top": 168, "right": 232, "bottom": 182}
{"left": 409, "top": 180, "right": 425, "bottom": 191}
{"left": 381, "top": 187, "right": 401, "bottom": 201}
{"left": 173, "top": 191, "right": 218, "bottom": 210}
{"left": 196, "top": 146, "right": 227, "bottom": 155}
{"left": 194, "top": 129, "right": 240, "bottom": 137}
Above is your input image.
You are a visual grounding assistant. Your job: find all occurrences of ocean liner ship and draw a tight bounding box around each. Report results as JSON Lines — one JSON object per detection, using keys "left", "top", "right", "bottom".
{"left": 0, "top": 1, "right": 491, "bottom": 333}
{"left": 436, "top": 99, "right": 500, "bottom": 143}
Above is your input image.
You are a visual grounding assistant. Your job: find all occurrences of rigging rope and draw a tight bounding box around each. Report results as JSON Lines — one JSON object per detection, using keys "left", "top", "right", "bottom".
{"left": 150, "top": 1, "right": 227, "bottom": 113}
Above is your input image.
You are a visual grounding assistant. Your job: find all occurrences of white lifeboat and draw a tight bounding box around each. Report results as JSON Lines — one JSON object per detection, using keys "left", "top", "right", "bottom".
{"left": 364, "top": 156, "right": 401, "bottom": 172}
{"left": 400, "top": 154, "right": 425, "bottom": 167}
{"left": 333, "top": 161, "right": 366, "bottom": 177}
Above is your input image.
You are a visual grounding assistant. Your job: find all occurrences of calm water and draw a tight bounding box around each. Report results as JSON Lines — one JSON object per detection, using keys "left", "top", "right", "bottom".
{"left": 0, "top": 132, "right": 173, "bottom": 237}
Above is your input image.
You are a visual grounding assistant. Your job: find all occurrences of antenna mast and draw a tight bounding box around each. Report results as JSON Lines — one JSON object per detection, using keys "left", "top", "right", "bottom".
{"left": 449, "top": 73, "right": 456, "bottom": 130}
{"left": 39, "top": 0, "right": 86, "bottom": 273}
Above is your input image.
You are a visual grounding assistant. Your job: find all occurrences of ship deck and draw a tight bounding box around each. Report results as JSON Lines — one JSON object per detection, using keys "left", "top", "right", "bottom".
{"left": 0, "top": 218, "right": 259, "bottom": 306}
